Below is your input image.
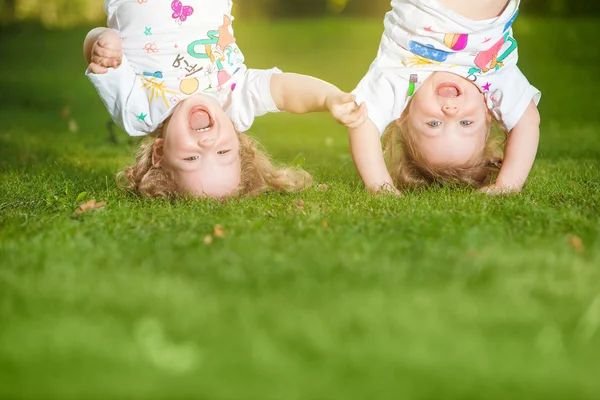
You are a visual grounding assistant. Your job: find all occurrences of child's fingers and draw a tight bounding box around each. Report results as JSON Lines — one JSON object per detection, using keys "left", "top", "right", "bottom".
{"left": 88, "top": 62, "right": 108, "bottom": 74}
{"left": 97, "top": 34, "right": 121, "bottom": 50}
{"left": 335, "top": 110, "right": 356, "bottom": 126}
{"left": 340, "top": 93, "right": 356, "bottom": 105}
{"left": 346, "top": 116, "right": 367, "bottom": 129}
{"left": 348, "top": 102, "right": 367, "bottom": 122}
{"left": 339, "top": 114, "right": 363, "bottom": 129}
{"left": 355, "top": 102, "right": 367, "bottom": 115}
{"left": 479, "top": 185, "right": 511, "bottom": 196}
{"left": 345, "top": 104, "right": 368, "bottom": 128}
{"left": 91, "top": 55, "right": 109, "bottom": 68}
{"left": 378, "top": 183, "right": 401, "bottom": 196}
{"left": 92, "top": 54, "right": 121, "bottom": 69}
{"left": 94, "top": 45, "right": 122, "bottom": 60}
{"left": 106, "top": 57, "right": 121, "bottom": 68}
{"left": 332, "top": 101, "right": 365, "bottom": 127}
{"left": 330, "top": 92, "right": 356, "bottom": 107}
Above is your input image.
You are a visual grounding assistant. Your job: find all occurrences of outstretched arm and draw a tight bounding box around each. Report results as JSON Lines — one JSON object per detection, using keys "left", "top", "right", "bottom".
{"left": 483, "top": 100, "right": 540, "bottom": 194}
{"left": 269, "top": 73, "right": 366, "bottom": 125}
{"left": 270, "top": 73, "right": 395, "bottom": 191}
{"left": 348, "top": 118, "right": 397, "bottom": 193}
{"left": 84, "top": 27, "right": 123, "bottom": 74}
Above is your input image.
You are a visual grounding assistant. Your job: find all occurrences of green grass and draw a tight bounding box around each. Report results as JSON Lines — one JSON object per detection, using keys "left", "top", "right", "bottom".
{"left": 1, "top": 17, "right": 600, "bottom": 399}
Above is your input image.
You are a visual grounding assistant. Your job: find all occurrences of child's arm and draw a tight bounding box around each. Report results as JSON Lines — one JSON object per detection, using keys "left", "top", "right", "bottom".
{"left": 482, "top": 101, "right": 540, "bottom": 194}
{"left": 270, "top": 73, "right": 366, "bottom": 124}
{"left": 270, "top": 73, "right": 397, "bottom": 191}
{"left": 84, "top": 28, "right": 152, "bottom": 136}
{"left": 84, "top": 27, "right": 122, "bottom": 74}
{"left": 349, "top": 119, "right": 397, "bottom": 193}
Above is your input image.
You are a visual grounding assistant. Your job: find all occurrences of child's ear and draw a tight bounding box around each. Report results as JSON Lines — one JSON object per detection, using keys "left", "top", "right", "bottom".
{"left": 152, "top": 138, "right": 165, "bottom": 166}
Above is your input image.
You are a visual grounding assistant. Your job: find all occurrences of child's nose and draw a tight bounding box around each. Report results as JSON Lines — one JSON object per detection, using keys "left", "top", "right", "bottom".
{"left": 442, "top": 105, "right": 458, "bottom": 115}
{"left": 198, "top": 137, "right": 215, "bottom": 148}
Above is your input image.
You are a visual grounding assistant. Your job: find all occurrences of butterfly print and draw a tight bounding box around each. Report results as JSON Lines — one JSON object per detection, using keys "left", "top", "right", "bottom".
{"left": 171, "top": 0, "right": 194, "bottom": 24}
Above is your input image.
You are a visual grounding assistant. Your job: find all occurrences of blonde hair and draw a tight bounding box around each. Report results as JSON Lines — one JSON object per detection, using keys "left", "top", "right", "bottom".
{"left": 118, "top": 124, "right": 312, "bottom": 198}
{"left": 382, "top": 104, "right": 507, "bottom": 189}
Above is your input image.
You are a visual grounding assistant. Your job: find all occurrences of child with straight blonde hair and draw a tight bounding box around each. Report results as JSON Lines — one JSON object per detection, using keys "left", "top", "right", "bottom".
{"left": 84, "top": 0, "right": 363, "bottom": 199}
{"left": 341, "top": 0, "right": 541, "bottom": 194}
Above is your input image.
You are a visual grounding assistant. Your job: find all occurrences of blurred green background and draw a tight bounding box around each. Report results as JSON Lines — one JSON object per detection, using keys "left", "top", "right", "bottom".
{"left": 1, "top": 1, "right": 600, "bottom": 399}
{"left": 1, "top": 0, "right": 600, "bottom": 27}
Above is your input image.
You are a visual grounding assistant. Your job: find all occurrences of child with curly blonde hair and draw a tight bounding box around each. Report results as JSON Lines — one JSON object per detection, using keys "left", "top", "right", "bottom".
{"left": 84, "top": 0, "right": 361, "bottom": 198}
{"left": 342, "top": 0, "right": 541, "bottom": 194}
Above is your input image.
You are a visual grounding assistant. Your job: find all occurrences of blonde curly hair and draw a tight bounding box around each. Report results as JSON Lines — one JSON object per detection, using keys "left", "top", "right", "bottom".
{"left": 382, "top": 104, "right": 507, "bottom": 189}
{"left": 118, "top": 124, "right": 312, "bottom": 198}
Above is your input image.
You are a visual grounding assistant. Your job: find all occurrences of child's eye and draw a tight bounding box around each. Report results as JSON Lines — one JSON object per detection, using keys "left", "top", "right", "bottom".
{"left": 184, "top": 156, "right": 199, "bottom": 161}
{"left": 460, "top": 121, "right": 473, "bottom": 126}
{"left": 427, "top": 121, "right": 442, "bottom": 127}
{"left": 217, "top": 150, "right": 231, "bottom": 155}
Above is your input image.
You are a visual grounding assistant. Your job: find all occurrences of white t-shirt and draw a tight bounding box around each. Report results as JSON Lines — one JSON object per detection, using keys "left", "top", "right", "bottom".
{"left": 353, "top": 0, "right": 541, "bottom": 134}
{"left": 87, "top": 0, "right": 281, "bottom": 136}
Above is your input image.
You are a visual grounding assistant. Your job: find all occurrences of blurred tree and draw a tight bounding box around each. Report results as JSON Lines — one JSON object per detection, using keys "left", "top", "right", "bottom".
{"left": 1, "top": 0, "right": 103, "bottom": 27}
{"left": 1, "top": 0, "right": 599, "bottom": 27}
{"left": 343, "top": 0, "right": 391, "bottom": 17}
{"left": 0, "top": 0, "right": 17, "bottom": 22}
{"left": 275, "top": 0, "right": 327, "bottom": 16}
{"left": 519, "top": 0, "right": 600, "bottom": 15}
{"left": 238, "top": 0, "right": 328, "bottom": 17}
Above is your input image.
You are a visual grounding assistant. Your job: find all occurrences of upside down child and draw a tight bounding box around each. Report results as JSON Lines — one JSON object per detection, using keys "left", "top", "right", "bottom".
{"left": 84, "top": 0, "right": 364, "bottom": 198}
{"left": 340, "top": 0, "right": 541, "bottom": 194}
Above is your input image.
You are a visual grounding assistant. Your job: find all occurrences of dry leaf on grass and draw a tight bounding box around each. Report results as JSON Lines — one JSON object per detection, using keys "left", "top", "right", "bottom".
{"left": 297, "top": 199, "right": 305, "bottom": 209}
{"left": 467, "top": 249, "right": 479, "bottom": 258}
{"left": 203, "top": 235, "right": 213, "bottom": 245}
{"left": 569, "top": 235, "right": 584, "bottom": 253}
{"left": 72, "top": 199, "right": 106, "bottom": 217}
{"left": 60, "top": 106, "right": 71, "bottom": 119}
{"left": 213, "top": 224, "right": 227, "bottom": 238}
{"left": 316, "top": 184, "right": 329, "bottom": 191}
{"left": 322, "top": 221, "right": 328, "bottom": 228}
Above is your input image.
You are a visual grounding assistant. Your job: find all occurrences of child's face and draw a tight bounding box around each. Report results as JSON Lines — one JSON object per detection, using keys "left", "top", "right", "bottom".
{"left": 158, "top": 94, "right": 241, "bottom": 198}
{"left": 405, "top": 72, "right": 489, "bottom": 167}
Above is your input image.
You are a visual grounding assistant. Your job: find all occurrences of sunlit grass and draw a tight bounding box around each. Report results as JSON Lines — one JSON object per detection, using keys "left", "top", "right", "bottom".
{"left": 1, "top": 18, "right": 599, "bottom": 399}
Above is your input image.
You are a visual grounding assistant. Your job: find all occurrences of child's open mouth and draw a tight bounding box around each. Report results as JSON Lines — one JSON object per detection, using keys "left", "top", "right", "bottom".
{"left": 189, "top": 106, "right": 214, "bottom": 132}
{"left": 436, "top": 82, "right": 462, "bottom": 98}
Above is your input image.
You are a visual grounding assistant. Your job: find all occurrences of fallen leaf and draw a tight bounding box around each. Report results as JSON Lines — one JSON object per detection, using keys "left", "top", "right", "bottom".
{"left": 203, "top": 235, "right": 213, "bottom": 245}
{"left": 72, "top": 199, "right": 106, "bottom": 217}
{"left": 569, "top": 235, "right": 584, "bottom": 253}
{"left": 68, "top": 119, "right": 79, "bottom": 133}
{"left": 297, "top": 199, "right": 305, "bottom": 209}
{"left": 60, "top": 106, "right": 71, "bottom": 119}
{"left": 316, "top": 184, "right": 329, "bottom": 191}
{"left": 322, "top": 221, "right": 328, "bottom": 228}
{"left": 213, "top": 224, "right": 227, "bottom": 238}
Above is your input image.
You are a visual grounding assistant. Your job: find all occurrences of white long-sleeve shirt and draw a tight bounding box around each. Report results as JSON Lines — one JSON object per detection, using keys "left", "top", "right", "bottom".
{"left": 87, "top": 0, "right": 280, "bottom": 136}
{"left": 354, "top": 0, "right": 541, "bottom": 134}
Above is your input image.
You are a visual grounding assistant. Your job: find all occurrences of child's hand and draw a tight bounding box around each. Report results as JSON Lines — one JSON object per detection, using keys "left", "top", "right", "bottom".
{"left": 327, "top": 93, "right": 367, "bottom": 128}
{"left": 88, "top": 30, "right": 122, "bottom": 74}
{"left": 376, "top": 182, "right": 402, "bottom": 196}
{"left": 479, "top": 184, "right": 517, "bottom": 195}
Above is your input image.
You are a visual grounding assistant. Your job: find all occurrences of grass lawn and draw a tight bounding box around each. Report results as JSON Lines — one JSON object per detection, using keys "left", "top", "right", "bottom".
{"left": 1, "top": 17, "right": 600, "bottom": 399}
